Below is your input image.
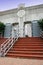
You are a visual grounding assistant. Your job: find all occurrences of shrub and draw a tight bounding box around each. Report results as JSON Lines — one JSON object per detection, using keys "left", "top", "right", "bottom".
{"left": 38, "top": 19, "right": 43, "bottom": 31}
{"left": 0, "top": 22, "right": 5, "bottom": 36}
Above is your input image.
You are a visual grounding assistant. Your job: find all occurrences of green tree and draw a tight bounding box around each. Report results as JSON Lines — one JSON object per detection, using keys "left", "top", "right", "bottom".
{"left": 38, "top": 19, "right": 43, "bottom": 31}
{"left": 38, "top": 19, "right": 43, "bottom": 38}
{"left": 0, "top": 22, "right": 5, "bottom": 36}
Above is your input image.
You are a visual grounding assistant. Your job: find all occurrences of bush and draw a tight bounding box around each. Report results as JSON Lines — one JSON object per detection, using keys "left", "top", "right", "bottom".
{"left": 38, "top": 19, "right": 43, "bottom": 31}
{"left": 0, "top": 22, "right": 5, "bottom": 36}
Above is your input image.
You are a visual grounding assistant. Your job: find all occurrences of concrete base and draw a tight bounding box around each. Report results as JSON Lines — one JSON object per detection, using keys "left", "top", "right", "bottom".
{"left": 0, "top": 57, "right": 43, "bottom": 65}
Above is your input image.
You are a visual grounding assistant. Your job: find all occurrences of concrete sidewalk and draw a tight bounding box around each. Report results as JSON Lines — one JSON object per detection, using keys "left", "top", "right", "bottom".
{"left": 0, "top": 57, "right": 43, "bottom": 65}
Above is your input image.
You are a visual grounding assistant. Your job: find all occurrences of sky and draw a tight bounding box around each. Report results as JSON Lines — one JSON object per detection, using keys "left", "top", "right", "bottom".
{"left": 0, "top": 0, "right": 43, "bottom": 11}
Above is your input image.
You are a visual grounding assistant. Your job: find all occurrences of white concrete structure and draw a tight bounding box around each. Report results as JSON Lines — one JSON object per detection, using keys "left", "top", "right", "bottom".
{"left": 0, "top": 4, "right": 43, "bottom": 38}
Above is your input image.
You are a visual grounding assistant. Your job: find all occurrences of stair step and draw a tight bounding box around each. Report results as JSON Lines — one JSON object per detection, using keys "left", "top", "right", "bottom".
{"left": 8, "top": 51, "right": 43, "bottom": 55}
{"left": 9, "top": 49, "right": 43, "bottom": 52}
{"left": 16, "top": 42, "right": 43, "bottom": 44}
{"left": 13, "top": 46, "right": 43, "bottom": 49}
{"left": 14, "top": 44, "right": 43, "bottom": 46}
{"left": 16, "top": 37, "right": 43, "bottom": 40}
{"left": 13, "top": 45, "right": 43, "bottom": 48}
{"left": 11, "top": 48, "right": 43, "bottom": 51}
{"left": 6, "top": 53, "right": 43, "bottom": 59}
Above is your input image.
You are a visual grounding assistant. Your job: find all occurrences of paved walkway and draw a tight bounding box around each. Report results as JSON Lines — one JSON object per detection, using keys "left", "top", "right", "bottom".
{"left": 0, "top": 57, "right": 43, "bottom": 65}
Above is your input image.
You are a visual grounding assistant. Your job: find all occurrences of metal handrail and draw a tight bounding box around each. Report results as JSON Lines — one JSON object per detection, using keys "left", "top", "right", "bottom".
{"left": 1, "top": 38, "right": 9, "bottom": 47}
{"left": 0, "top": 37, "right": 18, "bottom": 56}
{"left": 1, "top": 38, "right": 14, "bottom": 56}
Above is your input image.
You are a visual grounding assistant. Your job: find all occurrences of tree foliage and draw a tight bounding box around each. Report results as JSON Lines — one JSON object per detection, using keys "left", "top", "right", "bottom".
{"left": 0, "top": 22, "right": 5, "bottom": 36}
{"left": 38, "top": 19, "right": 43, "bottom": 31}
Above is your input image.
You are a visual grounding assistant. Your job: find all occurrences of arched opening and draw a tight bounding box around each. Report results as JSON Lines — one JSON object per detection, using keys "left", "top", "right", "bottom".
{"left": 24, "top": 21, "right": 32, "bottom": 37}
{"left": 12, "top": 23, "right": 19, "bottom": 38}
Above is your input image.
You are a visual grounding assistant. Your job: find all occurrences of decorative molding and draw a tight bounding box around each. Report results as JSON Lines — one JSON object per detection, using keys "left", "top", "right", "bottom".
{"left": 17, "top": 10, "right": 25, "bottom": 17}
{"left": 0, "top": 4, "right": 43, "bottom": 16}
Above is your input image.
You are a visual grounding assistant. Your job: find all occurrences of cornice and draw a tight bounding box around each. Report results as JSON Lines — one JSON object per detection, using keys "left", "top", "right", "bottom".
{"left": 0, "top": 4, "right": 43, "bottom": 16}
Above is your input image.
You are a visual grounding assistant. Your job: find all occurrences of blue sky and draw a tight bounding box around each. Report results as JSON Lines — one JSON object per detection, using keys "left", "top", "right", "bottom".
{"left": 0, "top": 0, "right": 43, "bottom": 11}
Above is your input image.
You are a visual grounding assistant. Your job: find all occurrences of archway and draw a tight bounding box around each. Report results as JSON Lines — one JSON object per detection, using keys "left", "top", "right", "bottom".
{"left": 24, "top": 21, "right": 32, "bottom": 37}
{"left": 12, "top": 23, "right": 19, "bottom": 38}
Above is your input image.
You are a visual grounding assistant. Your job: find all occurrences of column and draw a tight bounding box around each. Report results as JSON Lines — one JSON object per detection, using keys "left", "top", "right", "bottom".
{"left": 19, "top": 17, "right": 24, "bottom": 37}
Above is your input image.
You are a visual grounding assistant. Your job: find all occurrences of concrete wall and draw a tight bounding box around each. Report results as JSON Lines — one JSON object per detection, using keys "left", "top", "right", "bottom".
{"left": 0, "top": 4, "right": 43, "bottom": 37}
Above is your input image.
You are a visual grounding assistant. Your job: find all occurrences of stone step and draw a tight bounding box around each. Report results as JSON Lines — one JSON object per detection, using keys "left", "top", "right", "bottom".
{"left": 15, "top": 42, "right": 43, "bottom": 45}
{"left": 13, "top": 46, "right": 43, "bottom": 48}
{"left": 13, "top": 48, "right": 43, "bottom": 51}
{"left": 18, "top": 41, "right": 43, "bottom": 42}
{"left": 14, "top": 45, "right": 43, "bottom": 47}
{"left": 15, "top": 43, "right": 43, "bottom": 45}
{"left": 11, "top": 48, "right": 43, "bottom": 51}
{"left": 14, "top": 45, "right": 43, "bottom": 46}
{"left": 8, "top": 51, "right": 43, "bottom": 55}
{"left": 6, "top": 53, "right": 43, "bottom": 59}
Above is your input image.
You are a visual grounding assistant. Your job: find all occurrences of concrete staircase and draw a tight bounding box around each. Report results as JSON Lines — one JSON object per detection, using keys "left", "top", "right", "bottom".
{"left": 6, "top": 37, "right": 43, "bottom": 59}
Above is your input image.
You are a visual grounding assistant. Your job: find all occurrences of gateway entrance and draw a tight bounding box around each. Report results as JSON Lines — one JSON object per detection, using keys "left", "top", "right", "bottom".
{"left": 24, "top": 22, "right": 32, "bottom": 37}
